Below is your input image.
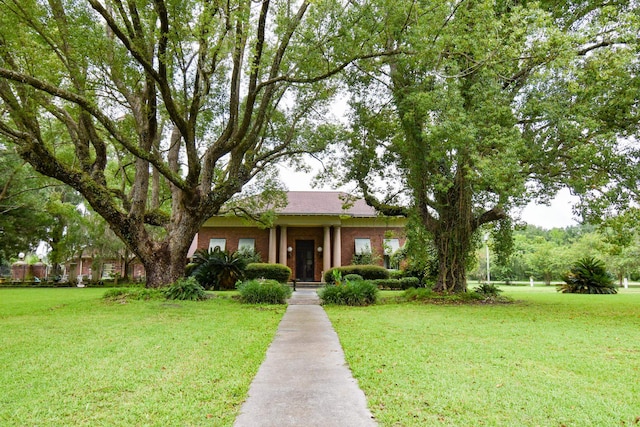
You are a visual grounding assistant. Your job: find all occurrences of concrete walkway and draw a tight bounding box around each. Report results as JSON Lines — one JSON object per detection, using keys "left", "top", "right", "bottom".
{"left": 234, "top": 289, "right": 377, "bottom": 427}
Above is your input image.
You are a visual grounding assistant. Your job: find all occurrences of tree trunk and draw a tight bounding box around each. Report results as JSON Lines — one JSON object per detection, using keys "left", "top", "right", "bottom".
{"left": 137, "top": 243, "right": 188, "bottom": 288}
{"left": 133, "top": 213, "right": 201, "bottom": 288}
{"left": 141, "top": 248, "right": 181, "bottom": 288}
{"left": 432, "top": 214, "right": 473, "bottom": 293}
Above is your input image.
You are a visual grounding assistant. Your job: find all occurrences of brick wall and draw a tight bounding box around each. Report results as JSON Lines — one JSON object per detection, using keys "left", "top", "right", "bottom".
{"left": 199, "top": 225, "right": 405, "bottom": 281}
{"left": 198, "top": 227, "right": 271, "bottom": 262}
{"left": 340, "top": 227, "right": 405, "bottom": 266}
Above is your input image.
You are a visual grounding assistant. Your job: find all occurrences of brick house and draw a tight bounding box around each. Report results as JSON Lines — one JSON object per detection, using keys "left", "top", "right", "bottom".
{"left": 192, "top": 191, "right": 407, "bottom": 282}
{"left": 65, "top": 251, "right": 145, "bottom": 283}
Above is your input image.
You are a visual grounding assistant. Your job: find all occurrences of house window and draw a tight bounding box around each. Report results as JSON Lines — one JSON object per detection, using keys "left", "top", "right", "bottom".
{"left": 383, "top": 238, "right": 401, "bottom": 269}
{"left": 354, "top": 238, "right": 372, "bottom": 254}
{"left": 102, "top": 263, "right": 114, "bottom": 279}
{"left": 209, "top": 238, "right": 226, "bottom": 252}
{"left": 238, "top": 238, "right": 256, "bottom": 252}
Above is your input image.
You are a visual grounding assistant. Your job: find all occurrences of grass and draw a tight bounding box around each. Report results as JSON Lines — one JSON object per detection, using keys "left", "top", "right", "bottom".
{"left": 0, "top": 288, "right": 285, "bottom": 426}
{"left": 325, "top": 286, "right": 640, "bottom": 426}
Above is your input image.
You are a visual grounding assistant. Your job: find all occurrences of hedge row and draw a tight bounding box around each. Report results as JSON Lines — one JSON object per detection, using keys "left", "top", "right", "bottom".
{"left": 244, "top": 263, "right": 292, "bottom": 283}
{"left": 0, "top": 280, "right": 125, "bottom": 288}
{"left": 323, "top": 265, "right": 389, "bottom": 283}
{"left": 318, "top": 280, "right": 378, "bottom": 306}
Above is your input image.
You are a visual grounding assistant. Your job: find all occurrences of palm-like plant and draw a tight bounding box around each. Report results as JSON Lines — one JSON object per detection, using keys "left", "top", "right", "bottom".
{"left": 190, "top": 248, "right": 247, "bottom": 290}
{"left": 558, "top": 257, "right": 617, "bottom": 294}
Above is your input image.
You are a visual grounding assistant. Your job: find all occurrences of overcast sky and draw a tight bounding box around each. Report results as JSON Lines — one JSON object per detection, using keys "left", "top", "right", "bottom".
{"left": 278, "top": 165, "right": 579, "bottom": 230}
{"left": 518, "top": 189, "right": 579, "bottom": 229}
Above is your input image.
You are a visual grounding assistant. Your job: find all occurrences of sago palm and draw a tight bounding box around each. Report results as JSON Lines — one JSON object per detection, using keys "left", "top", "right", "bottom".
{"left": 190, "top": 248, "right": 247, "bottom": 290}
{"left": 558, "top": 257, "right": 617, "bottom": 294}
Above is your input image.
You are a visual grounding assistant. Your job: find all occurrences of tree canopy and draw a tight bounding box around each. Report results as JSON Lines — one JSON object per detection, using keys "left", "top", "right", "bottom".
{"left": 0, "top": 146, "right": 52, "bottom": 263}
{"left": 0, "top": 0, "right": 391, "bottom": 286}
{"left": 325, "top": 0, "right": 639, "bottom": 292}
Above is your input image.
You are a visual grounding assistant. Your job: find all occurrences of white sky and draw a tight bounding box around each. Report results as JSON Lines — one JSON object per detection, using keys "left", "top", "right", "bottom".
{"left": 278, "top": 165, "right": 579, "bottom": 230}
{"left": 519, "top": 188, "right": 579, "bottom": 229}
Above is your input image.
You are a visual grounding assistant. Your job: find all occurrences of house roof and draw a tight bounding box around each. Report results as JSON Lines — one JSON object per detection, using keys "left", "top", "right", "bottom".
{"left": 278, "top": 191, "right": 377, "bottom": 217}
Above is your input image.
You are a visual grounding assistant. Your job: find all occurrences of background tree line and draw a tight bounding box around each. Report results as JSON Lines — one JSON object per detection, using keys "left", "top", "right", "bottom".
{"left": 471, "top": 223, "right": 640, "bottom": 285}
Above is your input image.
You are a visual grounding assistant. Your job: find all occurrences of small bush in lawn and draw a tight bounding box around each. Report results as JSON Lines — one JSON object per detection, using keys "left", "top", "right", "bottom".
{"left": 103, "top": 287, "right": 164, "bottom": 302}
{"left": 403, "top": 287, "right": 435, "bottom": 301}
{"left": 164, "top": 277, "right": 207, "bottom": 301}
{"left": 343, "top": 274, "right": 363, "bottom": 282}
{"left": 474, "top": 283, "right": 502, "bottom": 296}
{"left": 237, "top": 279, "right": 292, "bottom": 304}
{"left": 318, "top": 280, "right": 379, "bottom": 306}
{"left": 403, "top": 287, "right": 511, "bottom": 304}
{"left": 559, "top": 257, "right": 617, "bottom": 294}
{"left": 244, "top": 263, "right": 292, "bottom": 283}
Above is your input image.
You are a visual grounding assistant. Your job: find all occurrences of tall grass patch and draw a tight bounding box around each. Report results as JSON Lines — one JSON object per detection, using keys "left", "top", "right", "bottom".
{"left": 326, "top": 288, "right": 640, "bottom": 426}
{"left": 0, "top": 288, "right": 285, "bottom": 426}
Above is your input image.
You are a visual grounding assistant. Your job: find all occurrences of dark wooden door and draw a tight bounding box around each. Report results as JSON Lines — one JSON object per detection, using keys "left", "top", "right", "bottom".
{"left": 295, "top": 240, "right": 315, "bottom": 282}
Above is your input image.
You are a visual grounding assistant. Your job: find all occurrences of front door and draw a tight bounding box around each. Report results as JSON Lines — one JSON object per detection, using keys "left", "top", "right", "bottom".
{"left": 295, "top": 240, "right": 315, "bottom": 282}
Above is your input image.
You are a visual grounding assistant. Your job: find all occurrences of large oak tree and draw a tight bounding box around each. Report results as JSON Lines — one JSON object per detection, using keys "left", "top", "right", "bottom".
{"left": 0, "top": 0, "right": 388, "bottom": 287}
{"left": 330, "top": 0, "right": 639, "bottom": 292}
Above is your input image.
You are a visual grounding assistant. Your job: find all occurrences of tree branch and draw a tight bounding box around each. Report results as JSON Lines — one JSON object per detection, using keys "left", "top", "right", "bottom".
{"left": 0, "top": 67, "right": 188, "bottom": 191}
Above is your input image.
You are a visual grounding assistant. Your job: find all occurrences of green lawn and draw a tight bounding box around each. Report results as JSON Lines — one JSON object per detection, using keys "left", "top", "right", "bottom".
{"left": 326, "top": 287, "right": 640, "bottom": 426}
{"left": 4, "top": 287, "right": 639, "bottom": 426}
{"left": 0, "top": 288, "right": 285, "bottom": 426}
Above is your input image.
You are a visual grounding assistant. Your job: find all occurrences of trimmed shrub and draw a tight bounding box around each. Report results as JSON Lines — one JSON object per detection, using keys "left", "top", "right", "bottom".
{"left": 164, "top": 277, "right": 208, "bottom": 301}
{"left": 237, "top": 279, "right": 292, "bottom": 304}
{"left": 244, "top": 263, "right": 292, "bottom": 283}
{"left": 389, "top": 269, "right": 406, "bottom": 280}
{"left": 372, "top": 279, "right": 398, "bottom": 289}
{"left": 343, "top": 274, "right": 364, "bottom": 282}
{"left": 324, "top": 265, "right": 389, "bottom": 283}
{"left": 559, "top": 257, "right": 617, "bottom": 294}
{"left": 400, "top": 277, "right": 421, "bottom": 289}
{"left": 318, "top": 280, "right": 379, "bottom": 306}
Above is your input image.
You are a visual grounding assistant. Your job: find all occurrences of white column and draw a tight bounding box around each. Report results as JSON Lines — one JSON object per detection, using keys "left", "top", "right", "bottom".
{"left": 268, "top": 227, "right": 277, "bottom": 264}
{"left": 332, "top": 226, "right": 342, "bottom": 267}
{"left": 278, "top": 226, "right": 288, "bottom": 265}
{"left": 323, "top": 226, "right": 331, "bottom": 277}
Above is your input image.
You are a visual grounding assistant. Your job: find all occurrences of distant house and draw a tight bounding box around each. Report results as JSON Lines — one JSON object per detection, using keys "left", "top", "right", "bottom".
{"left": 191, "top": 191, "right": 407, "bottom": 282}
{"left": 64, "top": 251, "right": 145, "bottom": 283}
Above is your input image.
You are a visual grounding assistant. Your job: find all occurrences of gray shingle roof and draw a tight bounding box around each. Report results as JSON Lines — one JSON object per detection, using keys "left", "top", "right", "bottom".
{"left": 278, "top": 191, "right": 377, "bottom": 217}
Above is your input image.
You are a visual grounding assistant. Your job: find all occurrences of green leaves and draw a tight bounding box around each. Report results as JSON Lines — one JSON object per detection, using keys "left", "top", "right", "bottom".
{"left": 190, "top": 247, "right": 248, "bottom": 291}
{"left": 328, "top": 0, "right": 639, "bottom": 292}
{"left": 559, "top": 256, "right": 617, "bottom": 294}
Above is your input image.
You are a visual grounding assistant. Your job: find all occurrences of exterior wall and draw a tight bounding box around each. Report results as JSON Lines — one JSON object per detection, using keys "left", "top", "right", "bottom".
{"left": 340, "top": 226, "right": 405, "bottom": 267}
{"left": 198, "top": 222, "right": 406, "bottom": 281}
{"left": 197, "top": 227, "right": 271, "bottom": 261}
